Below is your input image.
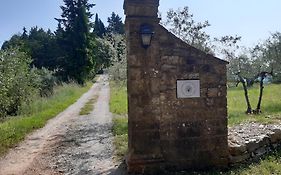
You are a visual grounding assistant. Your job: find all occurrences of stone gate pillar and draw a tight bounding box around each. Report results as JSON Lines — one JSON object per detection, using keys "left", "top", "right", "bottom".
{"left": 124, "top": 0, "right": 163, "bottom": 173}
{"left": 124, "top": 0, "right": 229, "bottom": 174}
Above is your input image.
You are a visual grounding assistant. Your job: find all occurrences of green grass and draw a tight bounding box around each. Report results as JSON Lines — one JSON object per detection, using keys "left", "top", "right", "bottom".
{"left": 109, "top": 82, "right": 128, "bottom": 115}
{"left": 0, "top": 82, "right": 92, "bottom": 156}
{"left": 232, "top": 150, "right": 281, "bottom": 175}
{"left": 112, "top": 116, "right": 128, "bottom": 159}
{"left": 175, "top": 149, "right": 281, "bottom": 175}
{"left": 228, "top": 84, "right": 281, "bottom": 126}
{"left": 109, "top": 83, "right": 281, "bottom": 174}
{"left": 110, "top": 82, "right": 128, "bottom": 159}
{"left": 79, "top": 96, "right": 98, "bottom": 115}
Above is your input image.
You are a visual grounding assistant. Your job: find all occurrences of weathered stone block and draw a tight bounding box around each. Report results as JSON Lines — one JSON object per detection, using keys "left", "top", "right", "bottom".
{"left": 128, "top": 106, "right": 144, "bottom": 120}
{"left": 254, "top": 147, "right": 267, "bottom": 157}
{"left": 161, "top": 141, "right": 196, "bottom": 160}
{"left": 207, "top": 88, "right": 219, "bottom": 97}
{"left": 205, "top": 98, "right": 215, "bottom": 107}
{"left": 131, "top": 120, "right": 160, "bottom": 131}
{"left": 185, "top": 56, "right": 198, "bottom": 65}
{"left": 214, "top": 64, "right": 227, "bottom": 74}
{"left": 161, "top": 56, "right": 181, "bottom": 65}
{"left": 178, "top": 65, "right": 198, "bottom": 73}
{"left": 159, "top": 91, "right": 177, "bottom": 102}
{"left": 128, "top": 68, "right": 142, "bottom": 80}
{"left": 177, "top": 125, "right": 202, "bottom": 138}
{"left": 128, "top": 55, "right": 142, "bottom": 67}
{"left": 228, "top": 141, "right": 247, "bottom": 156}
{"left": 188, "top": 73, "right": 200, "bottom": 79}
{"left": 258, "top": 135, "right": 270, "bottom": 147}
{"left": 200, "top": 64, "right": 215, "bottom": 73}
{"left": 131, "top": 130, "right": 161, "bottom": 153}
{"left": 270, "top": 129, "right": 281, "bottom": 143}
{"left": 245, "top": 140, "right": 260, "bottom": 152}
{"left": 161, "top": 64, "right": 177, "bottom": 72}
{"left": 150, "top": 78, "right": 160, "bottom": 94}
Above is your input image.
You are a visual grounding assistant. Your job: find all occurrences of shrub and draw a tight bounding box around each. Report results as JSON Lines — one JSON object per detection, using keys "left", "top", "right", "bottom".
{"left": 30, "top": 68, "right": 56, "bottom": 97}
{"left": 107, "top": 34, "right": 127, "bottom": 84}
{"left": 92, "top": 38, "right": 113, "bottom": 73}
{"left": 108, "top": 59, "right": 127, "bottom": 84}
{"left": 0, "top": 48, "right": 37, "bottom": 118}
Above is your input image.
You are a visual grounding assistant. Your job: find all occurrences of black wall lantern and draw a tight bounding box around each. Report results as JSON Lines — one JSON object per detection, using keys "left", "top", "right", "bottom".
{"left": 140, "top": 24, "right": 154, "bottom": 49}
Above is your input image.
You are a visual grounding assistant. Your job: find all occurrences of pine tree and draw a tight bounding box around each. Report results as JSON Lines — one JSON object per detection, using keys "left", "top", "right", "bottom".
{"left": 107, "top": 12, "right": 124, "bottom": 34}
{"left": 56, "top": 0, "right": 95, "bottom": 84}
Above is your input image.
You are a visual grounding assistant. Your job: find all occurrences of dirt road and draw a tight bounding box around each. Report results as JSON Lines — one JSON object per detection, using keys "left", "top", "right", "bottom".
{"left": 0, "top": 75, "right": 125, "bottom": 175}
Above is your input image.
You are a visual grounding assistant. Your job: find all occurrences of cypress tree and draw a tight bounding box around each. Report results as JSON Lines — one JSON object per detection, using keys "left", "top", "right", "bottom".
{"left": 98, "top": 19, "right": 106, "bottom": 37}
{"left": 56, "top": 0, "right": 95, "bottom": 84}
{"left": 94, "top": 14, "right": 100, "bottom": 35}
{"left": 93, "top": 13, "right": 106, "bottom": 38}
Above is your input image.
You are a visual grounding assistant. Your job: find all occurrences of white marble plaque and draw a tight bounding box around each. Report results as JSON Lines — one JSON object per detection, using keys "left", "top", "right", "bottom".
{"left": 177, "top": 80, "right": 200, "bottom": 98}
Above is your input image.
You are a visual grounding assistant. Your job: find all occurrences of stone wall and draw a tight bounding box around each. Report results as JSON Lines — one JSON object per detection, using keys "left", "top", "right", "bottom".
{"left": 228, "top": 122, "right": 281, "bottom": 165}
{"left": 156, "top": 26, "right": 229, "bottom": 171}
{"left": 124, "top": 0, "right": 229, "bottom": 173}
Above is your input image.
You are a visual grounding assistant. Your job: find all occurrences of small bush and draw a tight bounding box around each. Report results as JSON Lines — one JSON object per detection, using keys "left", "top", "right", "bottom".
{"left": 0, "top": 48, "right": 37, "bottom": 118}
{"left": 0, "top": 48, "right": 58, "bottom": 119}
{"left": 108, "top": 60, "right": 127, "bottom": 84}
{"left": 31, "top": 67, "right": 56, "bottom": 97}
{"left": 92, "top": 38, "right": 113, "bottom": 73}
{"left": 107, "top": 34, "right": 127, "bottom": 85}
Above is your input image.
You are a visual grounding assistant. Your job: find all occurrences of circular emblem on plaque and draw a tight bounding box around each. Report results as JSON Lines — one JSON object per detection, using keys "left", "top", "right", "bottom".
{"left": 181, "top": 82, "right": 196, "bottom": 97}
{"left": 177, "top": 80, "right": 200, "bottom": 98}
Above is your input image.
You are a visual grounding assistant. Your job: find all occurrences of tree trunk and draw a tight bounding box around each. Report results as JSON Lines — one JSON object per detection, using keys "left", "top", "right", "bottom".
{"left": 237, "top": 74, "right": 252, "bottom": 114}
{"left": 254, "top": 76, "right": 265, "bottom": 114}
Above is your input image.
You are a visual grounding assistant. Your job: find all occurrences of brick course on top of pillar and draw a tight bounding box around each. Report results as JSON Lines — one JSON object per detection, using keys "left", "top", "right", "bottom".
{"left": 124, "top": 0, "right": 229, "bottom": 173}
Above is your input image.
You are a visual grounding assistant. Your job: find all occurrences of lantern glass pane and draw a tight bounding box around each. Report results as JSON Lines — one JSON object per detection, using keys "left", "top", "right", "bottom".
{"left": 141, "top": 34, "right": 152, "bottom": 46}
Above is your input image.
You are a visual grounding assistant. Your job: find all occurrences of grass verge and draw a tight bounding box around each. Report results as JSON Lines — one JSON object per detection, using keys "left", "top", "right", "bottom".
{"left": 109, "top": 82, "right": 128, "bottom": 115}
{"left": 110, "top": 82, "right": 128, "bottom": 159}
{"left": 112, "top": 116, "right": 128, "bottom": 159}
{"left": 79, "top": 95, "right": 98, "bottom": 115}
{"left": 0, "top": 82, "right": 92, "bottom": 156}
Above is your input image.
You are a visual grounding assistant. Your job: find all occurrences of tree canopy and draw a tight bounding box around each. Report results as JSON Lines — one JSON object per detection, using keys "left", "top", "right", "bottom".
{"left": 107, "top": 12, "right": 125, "bottom": 34}
{"left": 55, "top": 0, "right": 95, "bottom": 84}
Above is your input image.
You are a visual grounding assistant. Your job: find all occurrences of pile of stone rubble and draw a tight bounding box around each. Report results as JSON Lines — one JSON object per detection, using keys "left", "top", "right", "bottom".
{"left": 228, "top": 122, "right": 281, "bottom": 165}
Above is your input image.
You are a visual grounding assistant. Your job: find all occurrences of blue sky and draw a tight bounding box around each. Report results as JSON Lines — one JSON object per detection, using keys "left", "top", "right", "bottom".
{"left": 1, "top": 0, "right": 281, "bottom": 48}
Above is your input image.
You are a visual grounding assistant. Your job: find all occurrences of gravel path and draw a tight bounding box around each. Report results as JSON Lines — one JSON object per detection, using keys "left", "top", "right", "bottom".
{"left": 0, "top": 75, "right": 125, "bottom": 175}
